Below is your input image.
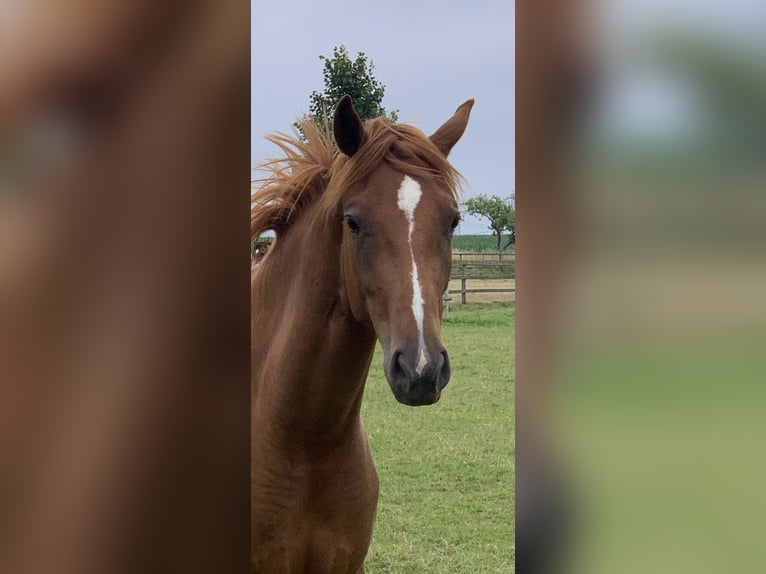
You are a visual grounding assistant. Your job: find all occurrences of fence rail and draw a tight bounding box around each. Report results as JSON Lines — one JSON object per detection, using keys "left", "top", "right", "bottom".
{"left": 452, "top": 251, "right": 515, "bottom": 262}
{"left": 448, "top": 279, "right": 516, "bottom": 304}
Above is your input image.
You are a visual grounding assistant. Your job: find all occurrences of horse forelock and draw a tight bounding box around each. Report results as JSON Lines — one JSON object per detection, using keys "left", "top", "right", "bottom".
{"left": 250, "top": 119, "right": 335, "bottom": 241}
{"left": 250, "top": 116, "right": 462, "bottom": 243}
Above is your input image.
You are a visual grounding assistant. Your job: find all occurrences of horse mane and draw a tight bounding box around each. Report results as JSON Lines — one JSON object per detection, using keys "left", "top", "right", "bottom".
{"left": 251, "top": 115, "right": 462, "bottom": 241}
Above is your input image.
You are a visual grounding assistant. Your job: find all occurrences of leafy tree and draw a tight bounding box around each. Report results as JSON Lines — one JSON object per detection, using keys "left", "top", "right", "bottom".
{"left": 504, "top": 199, "right": 516, "bottom": 248}
{"left": 298, "top": 45, "right": 398, "bottom": 136}
{"left": 464, "top": 194, "right": 515, "bottom": 251}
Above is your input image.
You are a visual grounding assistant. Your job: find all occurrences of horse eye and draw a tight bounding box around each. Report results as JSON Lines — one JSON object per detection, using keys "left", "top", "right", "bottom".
{"left": 449, "top": 214, "right": 461, "bottom": 230}
{"left": 345, "top": 215, "right": 360, "bottom": 234}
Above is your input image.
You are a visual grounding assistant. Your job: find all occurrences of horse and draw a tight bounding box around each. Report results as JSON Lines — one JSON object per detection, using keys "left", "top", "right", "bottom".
{"left": 252, "top": 240, "right": 272, "bottom": 264}
{"left": 250, "top": 95, "right": 473, "bottom": 573}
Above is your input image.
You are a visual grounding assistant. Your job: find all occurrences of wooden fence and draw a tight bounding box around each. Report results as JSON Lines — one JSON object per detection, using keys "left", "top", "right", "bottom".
{"left": 446, "top": 255, "right": 516, "bottom": 306}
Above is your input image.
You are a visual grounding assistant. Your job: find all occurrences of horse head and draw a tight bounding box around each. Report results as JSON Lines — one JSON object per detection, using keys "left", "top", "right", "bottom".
{"left": 333, "top": 95, "right": 473, "bottom": 406}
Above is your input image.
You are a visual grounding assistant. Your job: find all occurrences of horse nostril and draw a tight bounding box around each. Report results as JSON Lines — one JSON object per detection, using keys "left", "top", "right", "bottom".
{"left": 438, "top": 349, "right": 451, "bottom": 388}
{"left": 390, "top": 350, "right": 405, "bottom": 380}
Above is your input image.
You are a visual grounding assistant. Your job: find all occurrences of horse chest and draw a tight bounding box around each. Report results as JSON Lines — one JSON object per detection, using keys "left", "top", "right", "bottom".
{"left": 252, "top": 432, "right": 379, "bottom": 574}
{"left": 253, "top": 527, "right": 365, "bottom": 574}
{"left": 252, "top": 477, "right": 377, "bottom": 574}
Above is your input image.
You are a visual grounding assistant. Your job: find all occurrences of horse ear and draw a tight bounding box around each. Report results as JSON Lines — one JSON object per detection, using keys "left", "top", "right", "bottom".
{"left": 429, "top": 99, "right": 474, "bottom": 156}
{"left": 333, "top": 95, "right": 366, "bottom": 156}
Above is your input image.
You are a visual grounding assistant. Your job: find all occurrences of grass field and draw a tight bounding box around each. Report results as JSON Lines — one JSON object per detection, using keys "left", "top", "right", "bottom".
{"left": 556, "top": 334, "right": 766, "bottom": 574}
{"left": 361, "top": 302, "right": 515, "bottom": 573}
{"left": 452, "top": 234, "right": 515, "bottom": 253}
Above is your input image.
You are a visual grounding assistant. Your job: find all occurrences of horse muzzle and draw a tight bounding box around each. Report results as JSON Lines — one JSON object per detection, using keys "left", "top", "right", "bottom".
{"left": 384, "top": 346, "right": 451, "bottom": 406}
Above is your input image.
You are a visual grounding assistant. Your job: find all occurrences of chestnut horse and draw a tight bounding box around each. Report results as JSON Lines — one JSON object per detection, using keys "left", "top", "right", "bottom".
{"left": 252, "top": 240, "right": 272, "bottom": 265}
{"left": 251, "top": 95, "right": 473, "bottom": 573}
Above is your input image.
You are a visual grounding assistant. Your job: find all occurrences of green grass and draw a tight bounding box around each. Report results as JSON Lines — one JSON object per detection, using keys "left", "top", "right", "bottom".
{"left": 556, "top": 335, "right": 766, "bottom": 574}
{"left": 452, "top": 234, "right": 514, "bottom": 253}
{"left": 361, "top": 302, "right": 515, "bottom": 573}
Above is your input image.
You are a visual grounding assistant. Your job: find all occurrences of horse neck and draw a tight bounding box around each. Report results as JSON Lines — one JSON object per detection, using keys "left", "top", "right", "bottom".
{"left": 252, "top": 203, "right": 377, "bottom": 446}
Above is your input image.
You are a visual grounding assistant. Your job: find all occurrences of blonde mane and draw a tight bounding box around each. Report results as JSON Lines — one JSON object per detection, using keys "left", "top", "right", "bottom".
{"left": 251, "top": 116, "right": 461, "bottom": 241}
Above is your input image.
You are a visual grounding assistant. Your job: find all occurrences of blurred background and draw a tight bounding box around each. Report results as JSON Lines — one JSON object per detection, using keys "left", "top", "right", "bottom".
{"left": 0, "top": 1, "right": 250, "bottom": 572}
{"left": 521, "top": 1, "right": 766, "bottom": 572}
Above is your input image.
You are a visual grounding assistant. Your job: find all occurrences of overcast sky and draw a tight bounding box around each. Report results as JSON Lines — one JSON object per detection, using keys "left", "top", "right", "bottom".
{"left": 251, "top": 1, "right": 515, "bottom": 235}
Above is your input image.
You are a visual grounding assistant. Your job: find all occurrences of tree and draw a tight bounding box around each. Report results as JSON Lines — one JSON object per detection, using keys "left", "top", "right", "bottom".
{"left": 464, "top": 195, "right": 515, "bottom": 251}
{"left": 502, "top": 201, "right": 515, "bottom": 248}
{"left": 298, "top": 45, "right": 398, "bottom": 136}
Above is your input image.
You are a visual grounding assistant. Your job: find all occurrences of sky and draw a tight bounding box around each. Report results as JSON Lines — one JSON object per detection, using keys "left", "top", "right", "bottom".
{"left": 251, "top": 0, "right": 515, "bottom": 235}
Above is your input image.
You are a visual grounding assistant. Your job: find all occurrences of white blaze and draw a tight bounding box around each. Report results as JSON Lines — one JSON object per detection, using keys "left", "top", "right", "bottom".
{"left": 397, "top": 175, "right": 429, "bottom": 374}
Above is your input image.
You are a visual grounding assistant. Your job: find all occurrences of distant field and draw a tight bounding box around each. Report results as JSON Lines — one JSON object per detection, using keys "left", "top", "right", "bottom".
{"left": 362, "top": 302, "right": 515, "bottom": 573}
{"left": 452, "top": 234, "right": 514, "bottom": 253}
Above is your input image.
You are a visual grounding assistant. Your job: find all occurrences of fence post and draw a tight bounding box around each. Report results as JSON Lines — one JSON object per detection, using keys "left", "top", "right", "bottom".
{"left": 461, "top": 277, "right": 467, "bottom": 304}
{"left": 442, "top": 289, "right": 451, "bottom": 317}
